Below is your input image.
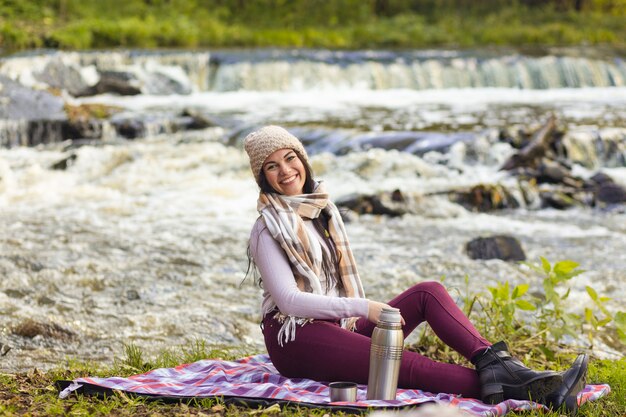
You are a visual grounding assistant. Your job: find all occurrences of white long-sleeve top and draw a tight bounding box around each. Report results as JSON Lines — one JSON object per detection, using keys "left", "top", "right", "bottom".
{"left": 249, "top": 218, "right": 370, "bottom": 320}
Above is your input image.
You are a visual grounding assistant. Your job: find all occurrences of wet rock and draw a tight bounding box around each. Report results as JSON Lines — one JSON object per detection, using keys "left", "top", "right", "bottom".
{"left": 540, "top": 190, "right": 578, "bottom": 210}
{"left": 8, "top": 255, "right": 45, "bottom": 272}
{"left": 62, "top": 119, "right": 101, "bottom": 139}
{"left": 466, "top": 235, "right": 526, "bottom": 261}
{"left": 50, "top": 153, "right": 77, "bottom": 170}
{"left": 0, "top": 75, "right": 66, "bottom": 121}
{"left": 562, "top": 128, "right": 626, "bottom": 168}
{"left": 589, "top": 172, "right": 615, "bottom": 185}
{"left": 498, "top": 127, "right": 531, "bottom": 149}
{"left": 110, "top": 112, "right": 211, "bottom": 139}
{"left": 3, "top": 288, "right": 30, "bottom": 298}
{"left": 181, "top": 108, "right": 217, "bottom": 129}
{"left": 62, "top": 103, "right": 120, "bottom": 141}
{"left": 34, "top": 59, "right": 90, "bottom": 97}
{"left": 451, "top": 184, "right": 520, "bottom": 212}
{"left": 0, "top": 75, "right": 67, "bottom": 147}
{"left": 126, "top": 289, "right": 140, "bottom": 301}
{"left": 0, "top": 343, "right": 11, "bottom": 356}
{"left": 142, "top": 71, "right": 192, "bottom": 95}
{"left": 170, "top": 257, "right": 203, "bottom": 267}
{"left": 535, "top": 160, "right": 568, "bottom": 184}
{"left": 596, "top": 182, "right": 626, "bottom": 205}
{"left": 37, "top": 295, "right": 56, "bottom": 306}
{"left": 335, "top": 189, "right": 408, "bottom": 217}
{"left": 12, "top": 319, "right": 76, "bottom": 341}
{"left": 338, "top": 208, "right": 358, "bottom": 223}
{"left": 331, "top": 131, "right": 475, "bottom": 156}
{"left": 112, "top": 117, "right": 144, "bottom": 139}
{"left": 79, "top": 71, "right": 141, "bottom": 96}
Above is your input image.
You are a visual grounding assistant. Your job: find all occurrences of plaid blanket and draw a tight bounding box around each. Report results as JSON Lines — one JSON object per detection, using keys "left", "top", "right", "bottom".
{"left": 58, "top": 354, "right": 611, "bottom": 416}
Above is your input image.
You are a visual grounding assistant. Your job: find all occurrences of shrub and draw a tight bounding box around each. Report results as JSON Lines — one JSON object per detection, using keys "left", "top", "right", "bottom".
{"left": 412, "top": 257, "right": 625, "bottom": 364}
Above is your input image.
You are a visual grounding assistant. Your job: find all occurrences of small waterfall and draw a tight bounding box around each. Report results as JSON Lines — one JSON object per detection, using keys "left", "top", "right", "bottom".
{"left": 2, "top": 50, "right": 625, "bottom": 94}
{"left": 0, "top": 119, "right": 67, "bottom": 147}
{"left": 209, "top": 54, "right": 626, "bottom": 91}
{"left": 0, "top": 119, "right": 29, "bottom": 148}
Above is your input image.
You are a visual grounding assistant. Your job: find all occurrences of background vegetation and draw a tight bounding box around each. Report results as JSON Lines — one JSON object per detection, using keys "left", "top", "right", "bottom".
{"left": 1, "top": 0, "right": 626, "bottom": 52}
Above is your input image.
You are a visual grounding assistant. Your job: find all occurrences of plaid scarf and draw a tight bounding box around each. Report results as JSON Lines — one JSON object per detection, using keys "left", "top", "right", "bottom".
{"left": 256, "top": 182, "right": 365, "bottom": 345}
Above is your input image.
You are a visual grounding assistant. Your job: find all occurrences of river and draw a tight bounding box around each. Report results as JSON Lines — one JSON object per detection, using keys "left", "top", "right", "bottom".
{"left": 0, "top": 49, "right": 625, "bottom": 372}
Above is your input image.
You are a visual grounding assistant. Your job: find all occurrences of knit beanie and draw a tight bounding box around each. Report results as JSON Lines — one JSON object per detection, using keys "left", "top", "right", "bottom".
{"left": 244, "top": 125, "right": 309, "bottom": 185}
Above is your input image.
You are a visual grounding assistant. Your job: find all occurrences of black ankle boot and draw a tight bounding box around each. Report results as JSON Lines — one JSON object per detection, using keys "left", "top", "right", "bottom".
{"left": 472, "top": 341, "right": 563, "bottom": 404}
{"left": 545, "top": 353, "right": 589, "bottom": 416}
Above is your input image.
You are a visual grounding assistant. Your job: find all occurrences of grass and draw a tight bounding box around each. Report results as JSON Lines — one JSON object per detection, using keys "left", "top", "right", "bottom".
{"left": 0, "top": 340, "right": 623, "bottom": 416}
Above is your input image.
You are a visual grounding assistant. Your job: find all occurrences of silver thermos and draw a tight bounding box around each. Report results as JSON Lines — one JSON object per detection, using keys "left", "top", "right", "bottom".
{"left": 366, "top": 307, "right": 404, "bottom": 400}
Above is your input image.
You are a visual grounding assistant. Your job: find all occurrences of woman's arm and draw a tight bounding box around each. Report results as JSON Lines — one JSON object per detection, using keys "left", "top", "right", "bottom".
{"left": 250, "top": 224, "right": 369, "bottom": 320}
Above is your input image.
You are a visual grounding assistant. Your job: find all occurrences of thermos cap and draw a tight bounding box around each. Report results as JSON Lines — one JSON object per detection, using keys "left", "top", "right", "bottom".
{"left": 379, "top": 307, "right": 401, "bottom": 324}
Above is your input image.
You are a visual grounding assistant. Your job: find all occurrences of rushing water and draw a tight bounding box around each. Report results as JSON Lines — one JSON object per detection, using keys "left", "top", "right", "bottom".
{"left": 0, "top": 49, "right": 625, "bottom": 372}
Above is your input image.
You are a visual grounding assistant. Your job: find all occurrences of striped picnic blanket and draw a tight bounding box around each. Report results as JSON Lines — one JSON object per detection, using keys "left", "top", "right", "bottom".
{"left": 58, "top": 354, "right": 611, "bottom": 416}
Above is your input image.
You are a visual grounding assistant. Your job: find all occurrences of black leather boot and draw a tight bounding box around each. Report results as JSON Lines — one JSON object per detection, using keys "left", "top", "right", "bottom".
{"left": 545, "top": 353, "right": 589, "bottom": 416}
{"left": 472, "top": 341, "right": 563, "bottom": 404}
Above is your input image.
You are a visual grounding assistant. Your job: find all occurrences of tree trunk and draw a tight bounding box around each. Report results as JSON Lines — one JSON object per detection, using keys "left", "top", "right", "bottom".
{"left": 575, "top": 0, "right": 584, "bottom": 12}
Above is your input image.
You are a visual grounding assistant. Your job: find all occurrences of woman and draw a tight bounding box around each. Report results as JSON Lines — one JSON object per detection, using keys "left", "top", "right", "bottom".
{"left": 244, "top": 125, "right": 588, "bottom": 412}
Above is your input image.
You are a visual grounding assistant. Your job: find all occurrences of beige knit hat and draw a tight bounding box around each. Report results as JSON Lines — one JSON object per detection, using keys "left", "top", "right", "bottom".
{"left": 243, "top": 125, "right": 309, "bottom": 185}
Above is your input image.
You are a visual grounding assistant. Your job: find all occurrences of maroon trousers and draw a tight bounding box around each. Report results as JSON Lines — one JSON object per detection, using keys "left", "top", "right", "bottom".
{"left": 262, "top": 281, "right": 491, "bottom": 398}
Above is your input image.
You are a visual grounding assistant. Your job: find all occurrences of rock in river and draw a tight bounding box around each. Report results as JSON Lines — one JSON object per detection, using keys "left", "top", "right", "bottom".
{"left": 466, "top": 235, "right": 526, "bottom": 261}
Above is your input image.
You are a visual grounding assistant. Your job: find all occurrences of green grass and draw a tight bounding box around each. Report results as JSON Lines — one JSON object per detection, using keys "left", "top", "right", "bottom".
{"left": 0, "top": 340, "right": 623, "bottom": 416}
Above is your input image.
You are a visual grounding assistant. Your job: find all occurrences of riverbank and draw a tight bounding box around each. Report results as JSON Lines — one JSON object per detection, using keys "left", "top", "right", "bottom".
{"left": 1, "top": 1, "right": 625, "bottom": 52}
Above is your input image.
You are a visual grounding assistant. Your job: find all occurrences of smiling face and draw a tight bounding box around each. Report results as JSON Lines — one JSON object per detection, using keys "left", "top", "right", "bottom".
{"left": 261, "top": 148, "right": 306, "bottom": 196}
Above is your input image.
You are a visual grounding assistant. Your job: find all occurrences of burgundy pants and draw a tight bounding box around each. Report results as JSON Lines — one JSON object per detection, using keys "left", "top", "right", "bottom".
{"left": 262, "top": 281, "right": 491, "bottom": 398}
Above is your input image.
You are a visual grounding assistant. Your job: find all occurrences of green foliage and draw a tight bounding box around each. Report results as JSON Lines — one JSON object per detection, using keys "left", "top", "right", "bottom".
{"left": 0, "top": 22, "right": 36, "bottom": 50}
{"left": 615, "top": 311, "right": 626, "bottom": 344}
{"left": 414, "top": 257, "right": 624, "bottom": 364}
{"left": 1, "top": 0, "right": 626, "bottom": 51}
{"left": 49, "top": 22, "right": 93, "bottom": 49}
{"left": 523, "top": 257, "right": 619, "bottom": 352}
{"left": 484, "top": 257, "right": 622, "bottom": 357}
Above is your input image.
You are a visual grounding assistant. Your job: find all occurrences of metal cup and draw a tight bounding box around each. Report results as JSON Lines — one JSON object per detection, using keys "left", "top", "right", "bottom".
{"left": 329, "top": 381, "right": 357, "bottom": 402}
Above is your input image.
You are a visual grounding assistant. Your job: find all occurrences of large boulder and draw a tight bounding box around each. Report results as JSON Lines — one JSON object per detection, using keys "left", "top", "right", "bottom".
{"left": 33, "top": 59, "right": 91, "bottom": 97}
{"left": 0, "top": 75, "right": 67, "bottom": 146}
{"left": 0, "top": 75, "right": 65, "bottom": 121}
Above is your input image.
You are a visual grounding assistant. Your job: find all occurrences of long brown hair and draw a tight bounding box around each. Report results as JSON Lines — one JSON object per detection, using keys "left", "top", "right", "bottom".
{"left": 246, "top": 151, "right": 342, "bottom": 292}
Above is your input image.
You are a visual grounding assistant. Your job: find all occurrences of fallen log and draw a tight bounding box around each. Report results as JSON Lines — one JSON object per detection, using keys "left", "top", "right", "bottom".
{"left": 500, "top": 115, "right": 557, "bottom": 171}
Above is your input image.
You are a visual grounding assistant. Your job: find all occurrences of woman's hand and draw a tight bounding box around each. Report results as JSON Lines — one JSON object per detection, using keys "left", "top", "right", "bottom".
{"left": 367, "top": 300, "right": 405, "bottom": 325}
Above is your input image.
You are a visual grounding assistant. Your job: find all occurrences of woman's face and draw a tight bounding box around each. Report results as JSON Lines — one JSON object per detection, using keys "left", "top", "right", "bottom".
{"left": 262, "top": 148, "right": 306, "bottom": 196}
